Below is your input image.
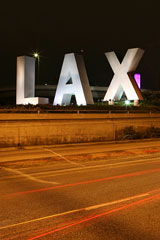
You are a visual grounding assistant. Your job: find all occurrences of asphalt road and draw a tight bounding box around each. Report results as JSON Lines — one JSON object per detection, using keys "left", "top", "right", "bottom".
{"left": 0, "top": 140, "right": 160, "bottom": 240}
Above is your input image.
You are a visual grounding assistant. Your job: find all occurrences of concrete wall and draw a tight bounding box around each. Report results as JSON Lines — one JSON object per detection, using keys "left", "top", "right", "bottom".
{"left": 0, "top": 113, "right": 160, "bottom": 147}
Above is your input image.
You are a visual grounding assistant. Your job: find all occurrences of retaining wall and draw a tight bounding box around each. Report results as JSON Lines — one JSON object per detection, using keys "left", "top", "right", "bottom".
{"left": 0, "top": 113, "right": 160, "bottom": 147}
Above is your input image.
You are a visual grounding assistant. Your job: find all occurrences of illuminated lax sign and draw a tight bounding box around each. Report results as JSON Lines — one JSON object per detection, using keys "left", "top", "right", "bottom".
{"left": 16, "top": 48, "right": 144, "bottom": 105}
{"left": 103, "top": 48, "right": 144, "bottom": 103}
{"left": 16, "top": 56, "right": 48, "bottom": 105}
{"left": 53, "top": 53, "right": 94, "bottom": 106}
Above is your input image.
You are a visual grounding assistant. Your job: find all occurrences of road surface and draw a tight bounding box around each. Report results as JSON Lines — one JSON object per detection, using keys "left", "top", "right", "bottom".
{"left": 0, "top": 139, "right": 160, "bottom": 239}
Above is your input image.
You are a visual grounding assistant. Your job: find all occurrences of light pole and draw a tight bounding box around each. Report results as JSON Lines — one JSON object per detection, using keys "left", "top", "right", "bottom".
{"left": 33, "top": 52, "right": 40, "bottom": 85}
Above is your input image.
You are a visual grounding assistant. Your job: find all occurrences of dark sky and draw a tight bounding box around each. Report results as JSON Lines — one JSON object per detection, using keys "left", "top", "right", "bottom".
{"left": 0, "top": 1, "right": 160, "bottom": 89}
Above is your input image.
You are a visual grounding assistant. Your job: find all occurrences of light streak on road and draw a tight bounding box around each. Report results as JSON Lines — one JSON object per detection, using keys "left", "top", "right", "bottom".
{"left": 2, "top": 168, "right": 160, "bottom": 198}
{"left": 28, "top": 192, "right": 160, "bottom": 240}
{"left": 0, "top": 192, "right": 149, "bottom": 231}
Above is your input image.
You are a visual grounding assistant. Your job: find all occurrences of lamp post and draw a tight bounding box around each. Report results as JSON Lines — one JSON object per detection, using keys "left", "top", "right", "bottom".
{"left": 33, "top": 52, "right": 40, "bottom": 85}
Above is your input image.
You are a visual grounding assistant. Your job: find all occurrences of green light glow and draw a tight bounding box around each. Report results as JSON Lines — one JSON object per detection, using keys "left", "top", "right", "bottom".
{"left": 125, "top": 100, "right": 130, "bottom": 105}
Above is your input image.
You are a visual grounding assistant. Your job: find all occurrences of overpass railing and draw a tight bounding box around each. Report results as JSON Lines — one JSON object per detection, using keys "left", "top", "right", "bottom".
{"left": 0, "top": 109, "right": 159, "bottom": 114}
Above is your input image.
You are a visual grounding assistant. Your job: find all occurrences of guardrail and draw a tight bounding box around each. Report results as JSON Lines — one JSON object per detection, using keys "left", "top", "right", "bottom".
{"left": 0, "top": 109, "right": 159, "bottom": 114}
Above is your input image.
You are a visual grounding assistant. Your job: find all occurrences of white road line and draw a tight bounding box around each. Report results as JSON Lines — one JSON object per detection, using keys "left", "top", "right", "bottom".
{"left": 3, "top": 167, "right": 59, "bottom": 185}
{"left": 1, "top": 156, "right": 160, "bottom": 182}
{"left": 43, "top": 148, "right": 85, "bottom": 167}
{"left": 28, "top": 156, "right": 160, "bottom": 177}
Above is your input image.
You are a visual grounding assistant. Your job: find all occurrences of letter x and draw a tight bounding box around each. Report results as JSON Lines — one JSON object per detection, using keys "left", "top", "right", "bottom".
{"left": 103, "top": 48, "right": 144, "bottom": 101}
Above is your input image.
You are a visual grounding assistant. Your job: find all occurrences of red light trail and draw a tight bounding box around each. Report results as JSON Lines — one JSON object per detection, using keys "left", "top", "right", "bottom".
{"left": 28, "top": 192, "right": 160, "bottom": 240}
{"left": 3, "top": 167, "right": 160, "bottom": 198}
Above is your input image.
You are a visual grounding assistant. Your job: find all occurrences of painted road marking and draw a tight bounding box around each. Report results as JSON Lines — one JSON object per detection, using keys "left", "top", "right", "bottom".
{"left": 3, "top": 167, "right": 59, "bottom": 185}
{"left": 28, "top": 192, "right": 160, "bottom": 240}
{"left": 43, "top": 148, "right": 85, "bottom": 167}
{"left": 2, "top": 168, "right": 160, "bottom": 198}
{"left": 85, "top": 193, "right": 149, "bottom": 210}
{"left": 0, "top": 192, "right": 150, "bottom": 230}
{"left": 1, "top": 155, "right": 160, "bottom": 182}
{"left": 33, "top": 156, "right": 160, "bottom": 178}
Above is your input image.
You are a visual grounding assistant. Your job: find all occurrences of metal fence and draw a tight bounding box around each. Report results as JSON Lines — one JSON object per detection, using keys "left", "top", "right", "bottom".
{"left": 0, "top": 109, "right": 158, "bottom": 114}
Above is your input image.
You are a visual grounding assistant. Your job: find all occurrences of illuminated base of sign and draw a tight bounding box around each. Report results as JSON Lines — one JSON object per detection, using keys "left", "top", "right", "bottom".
{"left": 18, "top": 97, "right": 49, "bottom": 105}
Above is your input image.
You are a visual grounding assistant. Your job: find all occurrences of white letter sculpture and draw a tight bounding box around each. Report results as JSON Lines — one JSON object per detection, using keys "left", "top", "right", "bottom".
{"left": 103, "top": 48, "right": 144, "bottom": 103}
{"left": 16, "top": 56, "right": 49, "bottom": 105}
{"left": 53, "top": 53, "right": 94, "bottom": 106}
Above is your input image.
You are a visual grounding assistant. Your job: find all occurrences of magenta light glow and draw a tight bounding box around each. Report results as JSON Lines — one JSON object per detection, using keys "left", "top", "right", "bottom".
{"left": 134, "top": 73, "right": 141, "bottom": 89}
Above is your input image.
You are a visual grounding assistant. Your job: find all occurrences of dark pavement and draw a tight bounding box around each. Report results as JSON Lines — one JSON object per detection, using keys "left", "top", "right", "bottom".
{"left": 0, "top": 140, "right": 160, "bottom": 239}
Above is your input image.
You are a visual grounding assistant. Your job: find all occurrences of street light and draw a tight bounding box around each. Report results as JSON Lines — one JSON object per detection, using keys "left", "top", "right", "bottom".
{"left": 33, "top": 52, "right": 39, "bottom": 58}
{"left": 33, "top": 52, "right": 40, "bottom": 84}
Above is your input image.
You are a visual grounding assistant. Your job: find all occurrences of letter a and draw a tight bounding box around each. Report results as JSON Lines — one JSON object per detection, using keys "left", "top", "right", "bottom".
{"left": 103, "top": 48, "right": 144, "bottom": 102}
{"left": 53, "top": 53, "right": 94, "bottom": 106}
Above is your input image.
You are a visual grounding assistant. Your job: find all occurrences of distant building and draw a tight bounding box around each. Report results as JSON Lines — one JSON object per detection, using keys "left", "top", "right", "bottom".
{"left": 0, "top": 85, "right": 108, "bottom": 105}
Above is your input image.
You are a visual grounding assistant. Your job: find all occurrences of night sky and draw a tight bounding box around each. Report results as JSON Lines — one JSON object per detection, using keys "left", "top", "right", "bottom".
{"left": 0, "top": 1, "right": 160, "bottom": 89}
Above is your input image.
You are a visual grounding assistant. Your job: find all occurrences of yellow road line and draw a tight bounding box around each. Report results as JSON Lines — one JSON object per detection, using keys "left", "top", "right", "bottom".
{"left": 86, "top": 193, "right": 149, "bottom": 210}
{"left": 0, "top": 193, "right": 149, "bottom": 230}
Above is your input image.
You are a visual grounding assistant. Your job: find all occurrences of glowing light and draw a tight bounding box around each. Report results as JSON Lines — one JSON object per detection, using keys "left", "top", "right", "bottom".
{"left": 134, "top": 73, "right": 141, "bottom": 88}
{"left": 125, "top": 100, "right": 130, "bottom": 105}
{"left": 33, "top": 52, "right": 39, "bottom": 58}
